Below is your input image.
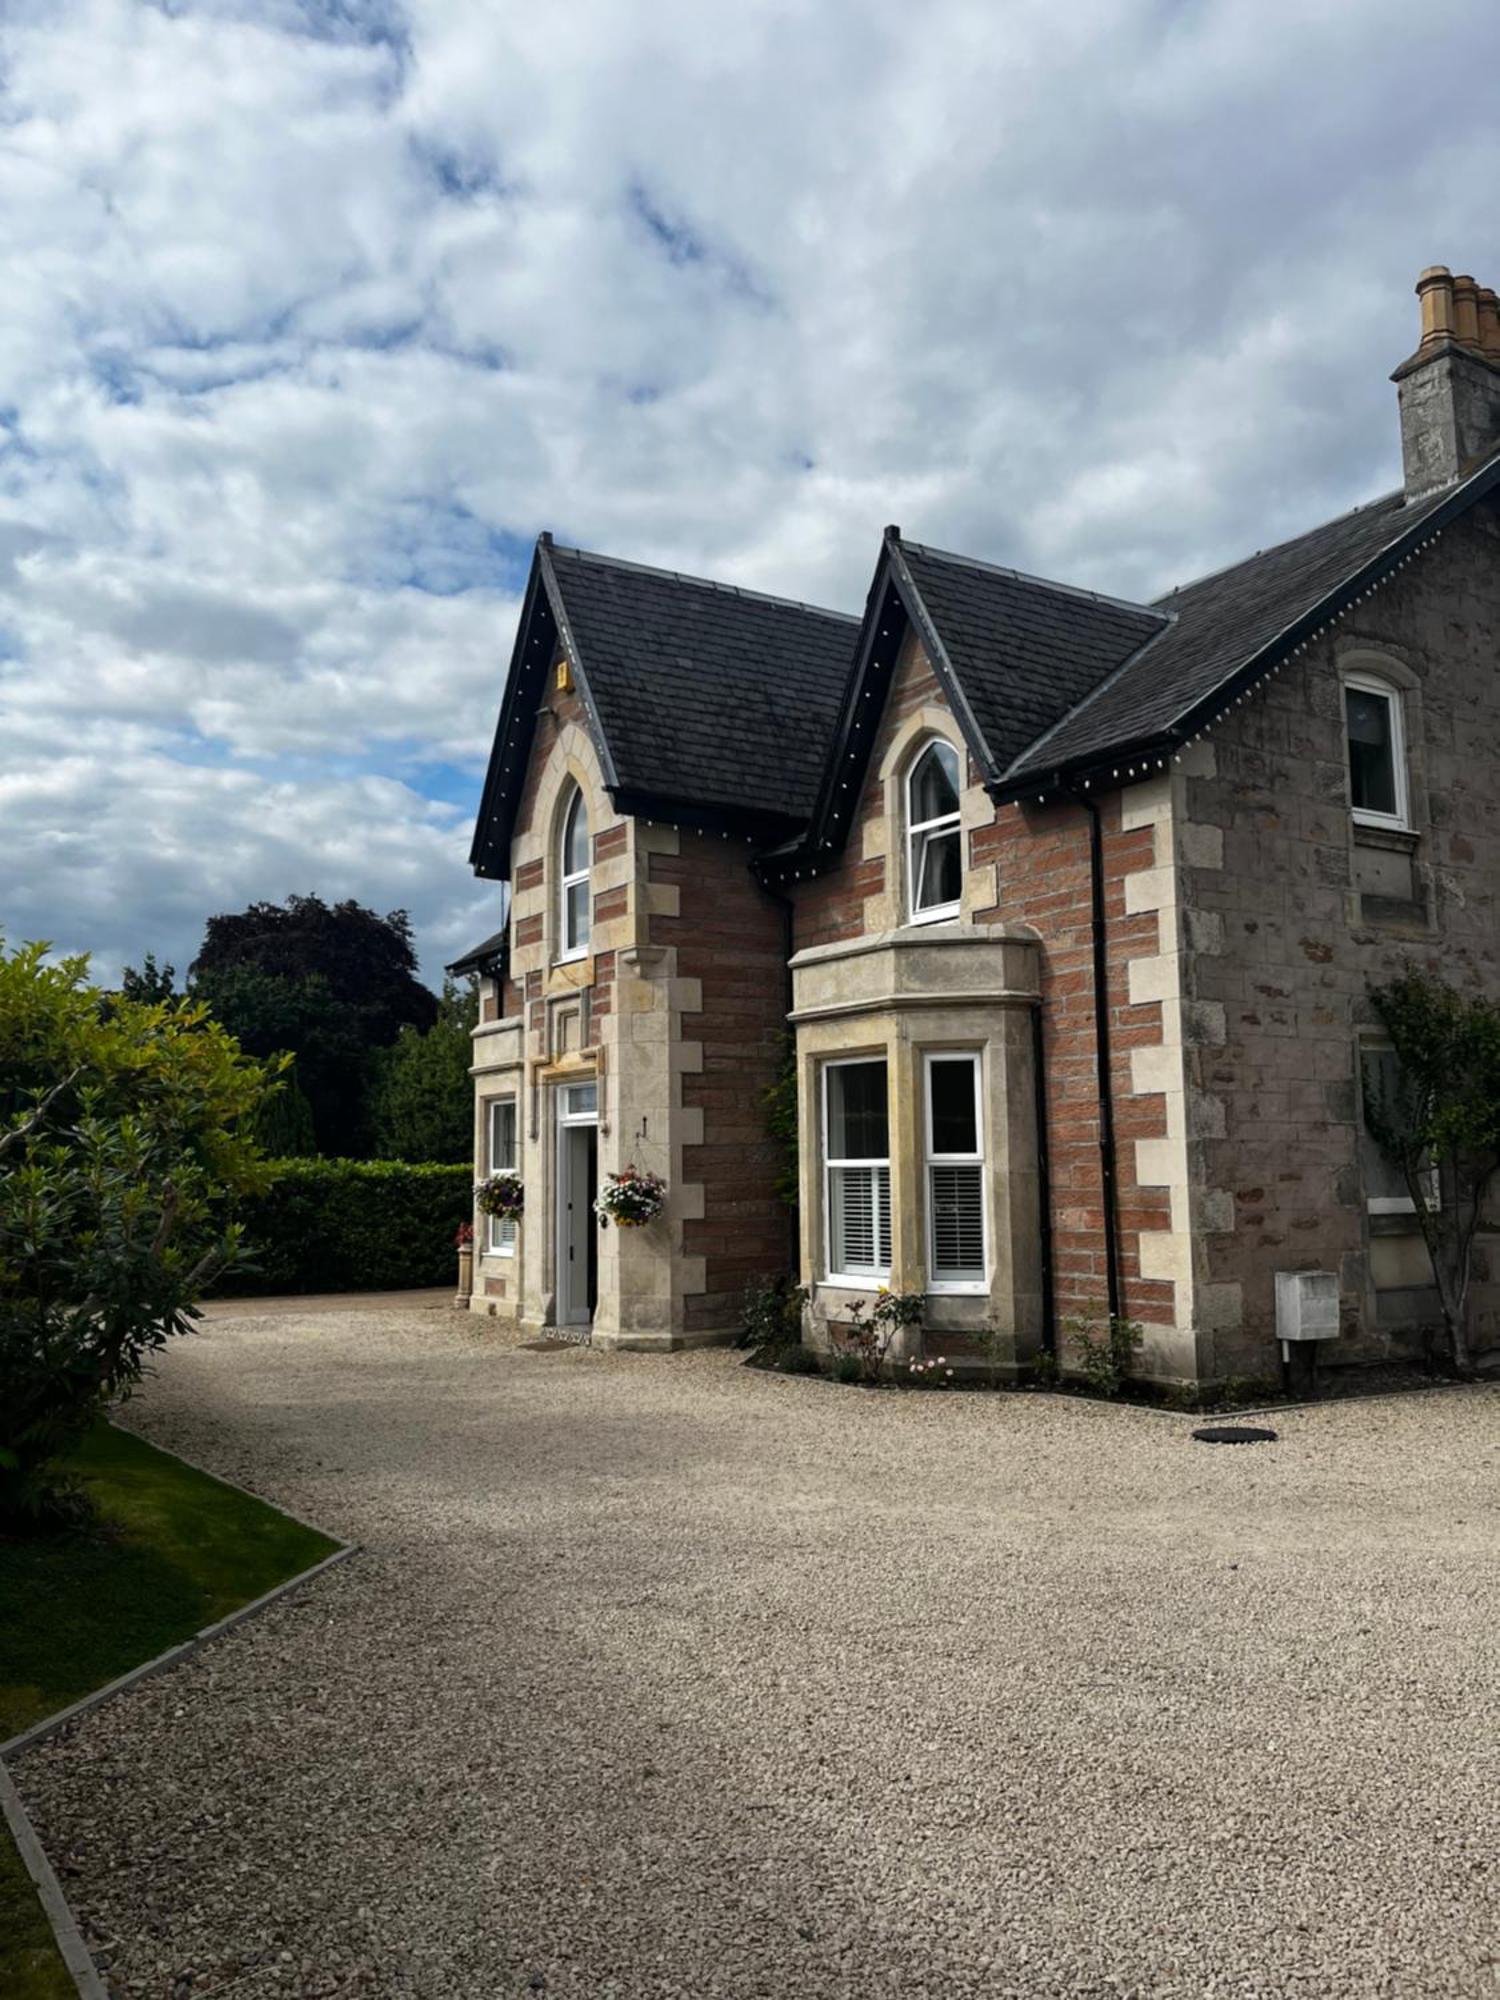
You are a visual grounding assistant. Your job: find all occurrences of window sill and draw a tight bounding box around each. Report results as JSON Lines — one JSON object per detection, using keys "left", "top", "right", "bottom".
{"left": 926, "top": 1281, "right": 988, "bottom": 1296}
{"left": 907, "top": 903, "right": 962, "bottom": 927}
{"left": 1351, "top": 818, "right": 1418, "bottom": 852}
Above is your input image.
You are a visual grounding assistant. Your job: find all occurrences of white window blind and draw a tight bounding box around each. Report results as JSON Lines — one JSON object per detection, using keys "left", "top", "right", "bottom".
{"left": 824, "top": 1060, "right": 891, "bottom": 1280}
{"left": 926, "top": 1053, "right": 986, "bottom": 1288}
{"left": 489, "top": 1096, "right": 518, "bottom": 1253}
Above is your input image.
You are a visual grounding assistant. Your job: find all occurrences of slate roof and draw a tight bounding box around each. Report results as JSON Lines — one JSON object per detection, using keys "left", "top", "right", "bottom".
{"left": 892, "top": 537, "right": 1168, "bottom": 776}
{"left": 473, "top": 448, "right": 1500, "bottom": 884}
{"left": 446, "top": 925, "right": 509, "bottom": 978}
{"left": 1000, "top": 452, "right": 1500, "bottom": 787}
{"left": 546, "top": 543, "right": 858, "bottom": 825}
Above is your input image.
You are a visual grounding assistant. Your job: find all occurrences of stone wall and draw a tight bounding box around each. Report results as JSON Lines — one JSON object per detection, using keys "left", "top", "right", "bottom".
{"left": 648, "top": 832, "right": 791, "bottom": 1334}
{"left": 1180, "top": 498, "right": 1500, "bottom": 1374}
{"left": 788, "top": 630, "right": 1194, "bottom": 1378}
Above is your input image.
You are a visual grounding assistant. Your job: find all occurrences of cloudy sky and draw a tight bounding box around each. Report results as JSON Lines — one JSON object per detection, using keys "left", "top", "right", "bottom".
{"left": 3, "top": 0, "right": 1498, "bottom": 986}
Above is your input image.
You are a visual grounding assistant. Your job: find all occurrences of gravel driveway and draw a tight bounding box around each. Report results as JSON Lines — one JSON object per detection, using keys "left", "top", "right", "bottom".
{"left": 14, "top": 1306, "right": 1500, "bottom": 2000}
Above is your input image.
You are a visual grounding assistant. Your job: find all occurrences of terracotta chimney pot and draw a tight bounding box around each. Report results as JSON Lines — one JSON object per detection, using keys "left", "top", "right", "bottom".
{"left": 1416, "top": 265, "right": 1456, "bottom": 348}
{"left": 1478, "top": 288, "right": 1500, "bottom": 360}
{"left": 1453, "top": 274, "right": 1481, "bottom": 349}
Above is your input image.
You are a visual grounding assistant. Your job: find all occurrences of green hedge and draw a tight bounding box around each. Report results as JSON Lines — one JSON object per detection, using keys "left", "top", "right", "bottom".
{"left": 215, "top": 1159, "right": 471, "bottom": 1296}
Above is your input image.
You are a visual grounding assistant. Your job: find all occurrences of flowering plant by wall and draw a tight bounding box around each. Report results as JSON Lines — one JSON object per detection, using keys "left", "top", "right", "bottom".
{"left": 474, "top": 1170, "right": 524, "bottom": 1221}
{"left": 594, "top": 1166, "right": 666, "bottom": 1228}
{"left": 454, "top": 1221, "right": 474, "bottom": 1249}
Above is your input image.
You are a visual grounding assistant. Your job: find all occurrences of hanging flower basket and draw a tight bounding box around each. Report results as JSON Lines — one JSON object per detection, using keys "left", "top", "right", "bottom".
{"left": 594, "top": 1166, "right": 667, "bottom": 1228}
{"left": 475, "top": 1170, "right": 524, "bottom": 1222}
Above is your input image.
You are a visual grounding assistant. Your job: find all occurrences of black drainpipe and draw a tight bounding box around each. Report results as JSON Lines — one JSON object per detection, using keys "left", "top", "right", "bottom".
{"left": 1030, "top": 998, "right": 1057, "bottom": 1360}
{"left": 1077, "top": 788, "right": 1124, "bottom": 1327}
{"left": 759, "top": 875, "right": 801, "bottom": 1282}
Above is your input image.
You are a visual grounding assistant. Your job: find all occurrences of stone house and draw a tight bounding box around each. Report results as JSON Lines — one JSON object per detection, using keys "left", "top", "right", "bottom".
{"left": 453, "top": 265, "right": 1500, "bottom": 1385}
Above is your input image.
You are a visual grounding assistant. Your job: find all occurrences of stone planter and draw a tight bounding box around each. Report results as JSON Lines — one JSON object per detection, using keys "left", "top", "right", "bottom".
{"left": 455, "top": 1243, "right": 473, "bottom": 1307}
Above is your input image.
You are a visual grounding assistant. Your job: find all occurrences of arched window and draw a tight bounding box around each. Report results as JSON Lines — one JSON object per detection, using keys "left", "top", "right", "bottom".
{"left": 558, "top": 785, "right": 591, "bottom": 958}
{"left": 905, "top": 739, "right": 962, "bottom": 921}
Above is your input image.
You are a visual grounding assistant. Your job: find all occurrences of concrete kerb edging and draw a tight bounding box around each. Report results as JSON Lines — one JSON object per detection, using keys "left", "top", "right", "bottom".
{"left": 0, "top": 1426, "right": 356, "bottom": 1998}
{"left": 0, "top": 1761, "right": 109, "bottom": 1999}
{"left": 0, "top": 1541, "right": 358, "bottom": 1764}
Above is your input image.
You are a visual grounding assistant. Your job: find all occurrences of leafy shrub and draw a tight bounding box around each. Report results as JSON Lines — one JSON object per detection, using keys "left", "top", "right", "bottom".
{"left": 770, "top": 1342, "right": 822, "bottom": 1375}
{"left": 1, "top": 940, "right": 275, "bottom": 1526}
{"left": 833, "top": 1287, "right": 924, "bottom": 1384}
{"left": 217, "top": 1159, "right": 471, "bottom": 1295}
{"left": 737, "top": 1274, "right": 808, "bottom": 1352}
{"left": 1064, "top": 1305, "right": 1144, "bottom": 1397}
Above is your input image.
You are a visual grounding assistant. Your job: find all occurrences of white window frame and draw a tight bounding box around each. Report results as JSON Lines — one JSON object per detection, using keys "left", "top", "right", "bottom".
{"left": 1359, "top": 1040, "right": 1438, "bottom": 1217}
{"left": 923, "top": 1051, "right": 988, "bottom": 1293}
{"left": 558, "top": 785, "right": 590, "bottom": 962}
{"left": 905, "top": 738, "right": 963, "bottom": 925}
{"left": 487, "top": 1095, "right": 519, "bottom": 1255}
{"left": 1343, "top": 672, "right": 1409, "bottom": 832}
{"left": 822, "top": 1057, "right": 892, "bottom": 1286}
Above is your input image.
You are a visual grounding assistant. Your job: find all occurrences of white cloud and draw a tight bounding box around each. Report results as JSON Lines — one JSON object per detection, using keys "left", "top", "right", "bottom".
{"left": 2, "top": 0, "right": 1499, "bottom": 981}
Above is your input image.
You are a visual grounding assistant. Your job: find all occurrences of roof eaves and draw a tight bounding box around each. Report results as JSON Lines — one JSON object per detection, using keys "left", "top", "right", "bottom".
{"left": 995, "top": 448, "right": 1500, "bottom": 802}
{"left": 1167, "top": 448, "right": 1500, "bottom": 745}
{"left": 885, "top": 534, "right": 1001, "bottom": 781}
{"left": 757, "top": 537, "right": 906, "bottom": 879}
{"left": 536, "top": 535, "right": 621, "bottom": 792}
{"left": 468, "top": 551, "right": 555, "bottom": 879}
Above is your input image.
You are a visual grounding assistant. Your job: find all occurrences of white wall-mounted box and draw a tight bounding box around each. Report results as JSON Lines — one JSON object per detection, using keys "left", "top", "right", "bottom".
{"left": 1275, "top": 1270, "right": 1341, "bottom": 1343}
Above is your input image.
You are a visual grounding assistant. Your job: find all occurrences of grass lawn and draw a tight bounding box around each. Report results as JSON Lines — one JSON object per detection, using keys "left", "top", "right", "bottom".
{"left": 0, "top": 1420, "right": 340, "bottom": 1744}
{"left": 0, "top": 1419, "right": 341, "bottom": 1994}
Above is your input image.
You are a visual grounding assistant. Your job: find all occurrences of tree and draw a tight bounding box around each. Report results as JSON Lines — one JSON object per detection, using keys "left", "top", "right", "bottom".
{"left": 188, "top": 895, "right": 439, "bottom": 1157}
{"left": 0, "top": 939, "right": 278, "bottom": 1527}
{"left": 1366, "top": 966, "right": 1500, "bottom": 1374}
{"left": 190, "top": 963, "right": 371, "bottom": 1157}
{"left": 365, "top": 979, "right": 478, "bottom": 1163}
{"left": 120, "top": 953, "right": 176, "bottom": 1003}
{"left": 192, "top": 894, "right": 437, "bottom": 1045}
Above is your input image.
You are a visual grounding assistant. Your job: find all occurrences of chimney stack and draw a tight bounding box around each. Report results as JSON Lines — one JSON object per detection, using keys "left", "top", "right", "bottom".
{"left": 1394, "top": 264, "right": 1500, "bottom": 501}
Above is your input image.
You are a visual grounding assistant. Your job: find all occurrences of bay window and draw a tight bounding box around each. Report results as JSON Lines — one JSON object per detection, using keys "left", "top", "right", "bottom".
{"left": 925, "top": 1053, "right": 986, "bottom": 1289}
{"left": 824, "top": 1059, "right": 891, "bottom": 1282}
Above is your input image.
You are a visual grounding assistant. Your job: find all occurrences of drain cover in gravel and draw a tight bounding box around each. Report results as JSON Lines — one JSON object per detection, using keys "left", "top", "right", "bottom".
{"left": 1192, "top": 1424, "right": 1278, "bottom": 1445}
{"left": 519, "top": 1338, "right": 574, "bottom": 1352}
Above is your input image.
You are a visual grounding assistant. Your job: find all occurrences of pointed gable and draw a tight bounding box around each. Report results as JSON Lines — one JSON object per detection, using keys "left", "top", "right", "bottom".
{"left": 470, "top": 536, "right": 858, "bottom": 878}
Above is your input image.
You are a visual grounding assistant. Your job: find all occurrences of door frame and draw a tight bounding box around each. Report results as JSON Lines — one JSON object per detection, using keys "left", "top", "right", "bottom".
{"left": 555, "top": 1080, "right": 599, "bottom": 1327}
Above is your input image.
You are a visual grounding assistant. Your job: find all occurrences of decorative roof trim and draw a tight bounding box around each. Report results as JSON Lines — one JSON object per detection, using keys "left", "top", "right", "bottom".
{"left": 884, "top": 534, "right": 1001, "bottom": 779}
{"left": 468, "top": 551, "right": 557, "bottom": 881}
{"left": 535, "top": 535, "right": 620, "bottom": 793}
{"left": 992, "top": 447, "right": 1500, "bottom": 803}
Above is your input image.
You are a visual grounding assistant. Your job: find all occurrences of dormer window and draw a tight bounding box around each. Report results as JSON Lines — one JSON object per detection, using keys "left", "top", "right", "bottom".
{"left": 1344, "top": 674, "right": 1409, "bottom": 830}
{"left": 906, "top": 739, "right": 962, "bottom": 922}
{"left": 559, "top": 785, "right": 590, "bottom": 959}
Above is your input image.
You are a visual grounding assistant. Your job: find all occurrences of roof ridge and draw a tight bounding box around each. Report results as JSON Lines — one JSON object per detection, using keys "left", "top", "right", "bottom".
{"left": 548, "top": 541, "right": 859, "bottom": 625}
{"left": 899, "top": 536, "right": 1163, "bottom": 625}
{"left": 1150, "top": 486, "right": 1409, "bottom": 604}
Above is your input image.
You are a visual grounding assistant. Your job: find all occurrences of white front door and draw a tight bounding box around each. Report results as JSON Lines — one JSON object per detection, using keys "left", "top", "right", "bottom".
{"left": 556, "top": 1083, "right": 598, "bottom": 1328}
